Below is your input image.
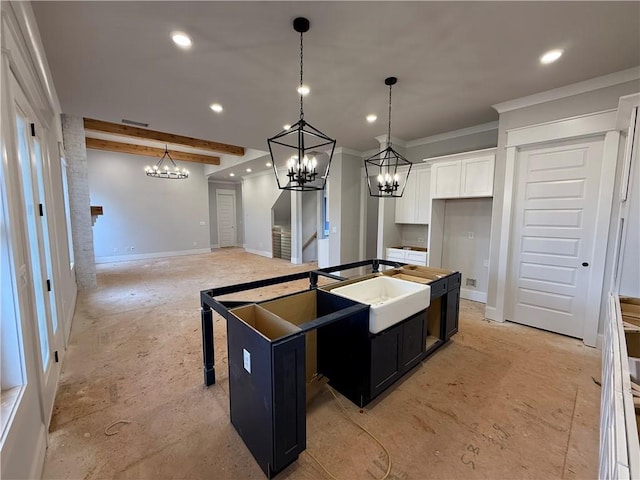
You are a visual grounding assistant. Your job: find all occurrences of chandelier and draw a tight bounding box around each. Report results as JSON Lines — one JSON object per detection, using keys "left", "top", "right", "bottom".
{"left": 144, "top": 145, "right": 189, "bottom": 179}
{"left": 364, "top": 77, "right": 412, "bottom": 197}
{"left": 267, "top": 17, "right": 335, "bottom": 191}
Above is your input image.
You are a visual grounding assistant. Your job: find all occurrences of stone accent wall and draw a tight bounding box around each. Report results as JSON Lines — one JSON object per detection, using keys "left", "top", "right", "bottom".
{"left": 61, "top": 114, "right": 96, "bottom": 289}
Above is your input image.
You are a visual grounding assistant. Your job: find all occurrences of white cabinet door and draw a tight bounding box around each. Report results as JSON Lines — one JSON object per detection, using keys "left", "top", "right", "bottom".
{"left": 415, "top": 168, "right": 431, "bottom": 224}
{"left": 395, "top": 167, "right": 430, "bottom": 224}
{"left": 395, "top": 171, "right": 416, "bottom": 223}
{"left": 460, "top": 155, "right": 495, "bottom": 197}
{"left": 405, "top": 250, "right": 427, "bottom": 266}
{"left": 431, "top": 160, "right": 460, "bottom": 198}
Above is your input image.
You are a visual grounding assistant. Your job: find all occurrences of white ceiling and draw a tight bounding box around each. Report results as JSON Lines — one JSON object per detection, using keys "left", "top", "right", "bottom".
{"left": 32, "top": 1, "right": 640, "bottom": 181}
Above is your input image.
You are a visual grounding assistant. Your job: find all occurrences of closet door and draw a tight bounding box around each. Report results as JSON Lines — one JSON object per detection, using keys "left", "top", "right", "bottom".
{"left": 507, "top": 136, "right": 604, "bottom": 338}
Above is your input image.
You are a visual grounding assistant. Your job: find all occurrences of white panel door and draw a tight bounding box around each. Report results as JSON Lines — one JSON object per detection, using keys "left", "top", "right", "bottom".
{"left": 216, "top": 190, "right": 236, "bottom": 247}
{"left": 507, "top": 137, "right": 603, "bottom": 338}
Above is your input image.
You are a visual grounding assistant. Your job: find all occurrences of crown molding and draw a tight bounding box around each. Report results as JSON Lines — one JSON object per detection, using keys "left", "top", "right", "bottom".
{"left": 374, "top": 134, "right": 407, "bottom": 148}
{"left": 493, "top": 66, "right": 640, "bottom": 114}
{"left": 405, "top": 121, "right": 498, "bottom": 148}
{"left": 334, "top": 146, "right": 364, "bottom": 157}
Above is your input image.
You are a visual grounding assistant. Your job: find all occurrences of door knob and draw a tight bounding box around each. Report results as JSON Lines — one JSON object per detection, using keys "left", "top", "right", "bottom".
{"left": 582, "top": 262, "right": 589, "bottom": 267}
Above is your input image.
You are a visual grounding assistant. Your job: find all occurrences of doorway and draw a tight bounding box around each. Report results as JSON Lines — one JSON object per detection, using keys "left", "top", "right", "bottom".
{"left": 216, "top": 190, "right": 237, "bottom": 247}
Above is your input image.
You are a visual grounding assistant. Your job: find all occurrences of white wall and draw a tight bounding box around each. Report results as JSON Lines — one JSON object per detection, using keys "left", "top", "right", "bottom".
{"left": 442, "top": 198, "right": 492, "bottom": 302}
{"left": 302, "top": 192, "right": 317, "bottom": 263}
{"left": 242, "top": 169, "right": 282, "bottom": 257}
{"left": 87, "top": 149, "right": 210, "bottom": 261}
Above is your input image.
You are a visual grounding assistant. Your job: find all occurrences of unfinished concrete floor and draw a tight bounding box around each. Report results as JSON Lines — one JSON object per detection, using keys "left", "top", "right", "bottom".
{"left": 43, "top": 249, "right": 601, "bottom": 479}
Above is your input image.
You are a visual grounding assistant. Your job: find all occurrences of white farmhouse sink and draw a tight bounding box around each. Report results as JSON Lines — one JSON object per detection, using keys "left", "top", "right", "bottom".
{"left": 330, "top": 276, "right": 430, "bottom": 334}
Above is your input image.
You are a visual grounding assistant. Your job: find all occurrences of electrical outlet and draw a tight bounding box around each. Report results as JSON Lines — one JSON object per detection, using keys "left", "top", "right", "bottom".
{"left": 113, "top": 247, "right": 118, "bottom": 253}
{"left": 466, "top": 278, "right": 477, "bottom": 287}
{"left": 417, "top": 237, "right": 425, "bottom": 243}
{"left": 468, "top": 231, "right": 474, "bottom": 239}
{"left": 199, "top": 221, "right": 206, "bottom": 226}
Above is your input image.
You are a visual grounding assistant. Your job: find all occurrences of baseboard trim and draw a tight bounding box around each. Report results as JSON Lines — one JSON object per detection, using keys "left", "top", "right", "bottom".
{"left": 210, "top": 244, "right": 220, "bottom": 249}
{"left": 461, "top": 288, "right": 487, "bottom": 303}
{"left": 485, "top": 305, "right": 502, "bottom": 322}
{"left": 244, "top": 247, "right": 273, "bottom": 258}
{"left": 95, "top": 248, "right": 211, "bottom": 264}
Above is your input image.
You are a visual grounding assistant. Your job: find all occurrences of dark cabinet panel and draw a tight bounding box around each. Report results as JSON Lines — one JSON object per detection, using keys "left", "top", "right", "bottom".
{"left": 370, "top": 325, "right": 402, "bottom": 397}
{"left": 445, "top": 286, "right": 460, "bottom": 340}
{"left": 401, "top": 311, "right": 425, "bottom": 370}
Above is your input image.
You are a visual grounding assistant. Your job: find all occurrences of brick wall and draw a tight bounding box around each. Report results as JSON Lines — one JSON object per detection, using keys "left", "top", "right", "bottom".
{"left": 61, "top": 114, "right": 96, "bottom": 289}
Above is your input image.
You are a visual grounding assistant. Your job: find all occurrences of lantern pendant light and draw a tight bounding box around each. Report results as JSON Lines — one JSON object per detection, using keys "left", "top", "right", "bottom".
{"left": 364, "top": 77, "right": 412, "bottom": 197}
{"left": 267, "top": 17, "right": 336, "bottom": 191}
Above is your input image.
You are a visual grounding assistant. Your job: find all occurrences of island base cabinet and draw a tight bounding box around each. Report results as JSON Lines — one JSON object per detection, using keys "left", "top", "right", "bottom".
{"left": 227, "top": 306, "right": 306, "bottom": 479}
{"left": 322, "top": 310, "right": 427, "bottom": 407}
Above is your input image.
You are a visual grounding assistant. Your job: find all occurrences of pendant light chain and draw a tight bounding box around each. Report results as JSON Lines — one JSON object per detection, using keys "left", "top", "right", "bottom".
{"left": 387, "top": 82, "right": 392, "bottom": 148}
{"left": 299, "top": 30, "right": 304, "bottom": 120}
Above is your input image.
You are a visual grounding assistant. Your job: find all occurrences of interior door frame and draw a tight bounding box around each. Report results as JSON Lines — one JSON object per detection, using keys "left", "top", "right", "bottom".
{"left": 492, "top": 109, "right": 619, "bottom": 346}
{"left": 216, "top": 189, "right": 237, "bottom": 247}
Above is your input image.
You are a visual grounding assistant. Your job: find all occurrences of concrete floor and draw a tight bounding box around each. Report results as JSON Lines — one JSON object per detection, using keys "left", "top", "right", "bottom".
{"left": 43, "top": 249, "right": 601, "bottom": 479}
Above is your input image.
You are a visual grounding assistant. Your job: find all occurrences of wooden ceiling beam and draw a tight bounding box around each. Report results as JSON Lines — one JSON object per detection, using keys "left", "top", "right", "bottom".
{"left": 85, "top": 138, "right": 220, "bottom": 165}
{"left": 83, "top": 117, "right": 245, "bottom": 156}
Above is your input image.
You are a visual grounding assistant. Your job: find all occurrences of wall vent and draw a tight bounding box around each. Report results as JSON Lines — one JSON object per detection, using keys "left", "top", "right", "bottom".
{"left": 121, "top": 118, "right": 149, "bottom": 127}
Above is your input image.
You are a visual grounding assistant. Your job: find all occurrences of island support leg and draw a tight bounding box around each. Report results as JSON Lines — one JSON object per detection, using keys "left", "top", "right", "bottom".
{"left": 202, "top": 304, "right": 216, "bottom": 386}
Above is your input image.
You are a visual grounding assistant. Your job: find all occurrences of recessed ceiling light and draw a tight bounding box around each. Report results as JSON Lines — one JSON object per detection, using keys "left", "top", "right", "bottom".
{"left": 266, "top": 162, "right": 272, "bottom": 167}
{"left": 171, "top": 31, "right": 192, "bottom": 49}
{"left": 283, "top": 124, "right": 291, "bottom": 130}
{"left": 210, "top": 103, "right": 223, "bottom": 113}
{"left": 246, "top": 168, "right": 252, "bottom": 173}
{"left": 366, "top": 114, "right": 377, "bottom": 123}
{"left": 540, "top": 49, "right": 563, "bottom": 65}
{"left": 229, "top": 173, "right": 235, "bottom": 177}
{"left": 297, "top": 85, "right": 310, "bottom": 96}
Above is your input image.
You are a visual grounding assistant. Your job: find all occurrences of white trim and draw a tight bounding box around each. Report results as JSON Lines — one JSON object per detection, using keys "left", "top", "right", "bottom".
{"left": 582, "top": 131, "right": 619, "bottom": 347}
{"left": 493, "top": 67, "right": 640, "bottom": 114}
{"left": 244, "top": 247, "right": 273, "bottom": 258}
{"left": 207, "top": 180, "right": 238, "bottom": 186}
{"left": 334, "top": 146, "right": 364, "bottom": 157}
{"left": 494, "top": 146, "right": 517, "bottom": 323}
{"left": 28, "top": 424, "right": 47, "bottom": 480}
{"left": 616, "top": 93, "right": 640, "bottom": 131}
{"left": 63, "top": 284, "right": 77, "bottom": 347}
{"left": 407, "top": 122, "right": 499, "bottom": 148}
{"left": 210, "top": 244, "right": 220, "bottom": 249}
{"left": 460, "top": 288, "right": 487, "bottom": 304}
{"left": 506, "top": 110, "right": 617, "bottom": 147}
{"left": 423, "top": 146, "right": 497, "bottom": 163}
{"left": 94, "top": 248, "right": 210, "bottom": 264}
{"left": 484, "top": 306, "right": 498, "bottom": 321}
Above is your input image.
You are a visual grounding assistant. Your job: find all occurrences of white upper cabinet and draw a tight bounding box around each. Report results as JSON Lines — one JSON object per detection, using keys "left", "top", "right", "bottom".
{"left": 429, "top": 149, "right": 496, "bottom": 199}
{"left": 431, "top": 160, "right": 461, "bottom": 198}
{"left": 395, "top": 167, "right": 431, "bottom": 224}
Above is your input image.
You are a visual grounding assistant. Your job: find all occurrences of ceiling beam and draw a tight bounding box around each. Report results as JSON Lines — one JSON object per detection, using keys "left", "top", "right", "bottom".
{"left": 83, "top": 117, "right": 245, "bottom": 156}
{"left": 85, "top": 138, "right": 220, "bottom": 165}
